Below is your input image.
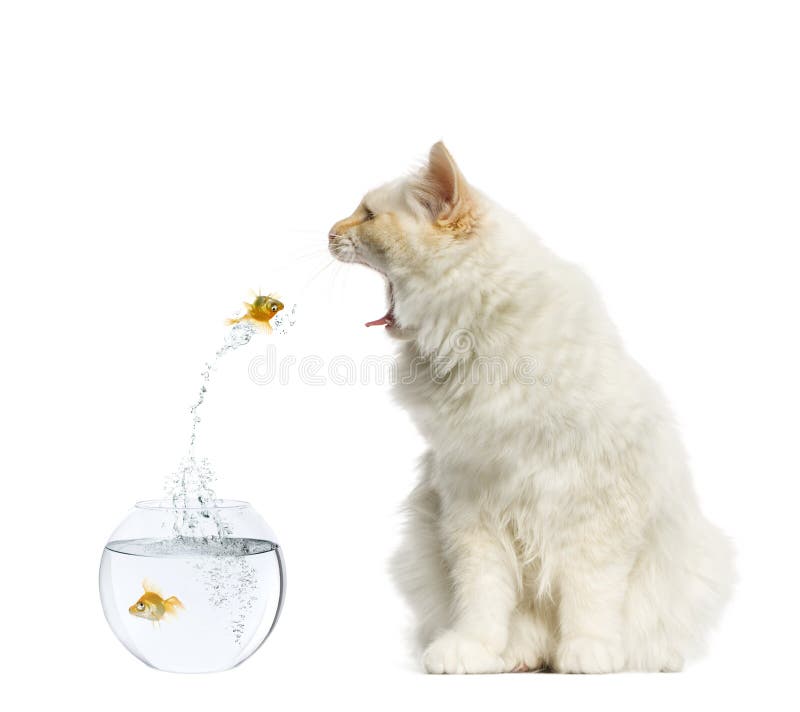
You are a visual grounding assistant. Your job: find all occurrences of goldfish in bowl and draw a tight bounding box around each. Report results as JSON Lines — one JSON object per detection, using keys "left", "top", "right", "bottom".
{"left": 99, "top": 499, "right": 285, "bottom": 673}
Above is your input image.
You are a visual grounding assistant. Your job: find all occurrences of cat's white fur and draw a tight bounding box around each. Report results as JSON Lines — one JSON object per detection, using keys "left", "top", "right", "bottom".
{"left": 329, "top": 143, "right": 734, "bottom": 673}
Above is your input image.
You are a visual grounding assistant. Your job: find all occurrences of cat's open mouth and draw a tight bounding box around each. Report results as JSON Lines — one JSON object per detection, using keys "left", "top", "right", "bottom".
{"left": 365, "top": 281, "right": 395, "bottom": 328}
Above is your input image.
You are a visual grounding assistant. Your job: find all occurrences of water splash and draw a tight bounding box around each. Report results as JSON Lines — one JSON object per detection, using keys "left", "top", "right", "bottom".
{"left": 160, "top": 306, "right": 296, "bottom": 644}
{"left": 271, "top": 303, "right": 297, "bottom": 336}
{"left": 193, "top": 555, "right": 260, "bottom": 646}
{"left": 164, "top": 320, "right": 260, "bottom": 543}
{"left": 164, "top": 455, "right": 231, "bottom": 540}
{"left": 189, "top": 320, "right": 258, "bottom": 450}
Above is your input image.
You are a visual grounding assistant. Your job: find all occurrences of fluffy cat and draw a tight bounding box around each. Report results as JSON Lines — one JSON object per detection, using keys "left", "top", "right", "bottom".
{"left": 328, "top": 142, "right": 733, "bottom": 674}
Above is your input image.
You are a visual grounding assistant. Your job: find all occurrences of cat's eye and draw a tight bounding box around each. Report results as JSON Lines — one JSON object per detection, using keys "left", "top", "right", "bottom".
{"left": 363, "top": 207, "right": 376, "bottom": 221}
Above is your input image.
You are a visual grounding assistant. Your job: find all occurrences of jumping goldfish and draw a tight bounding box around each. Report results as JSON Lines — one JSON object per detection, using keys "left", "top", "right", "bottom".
{"left": 226, "top": 293, "right": 284, "bottom": 333}
{"left": 128, "top": 578, "right": 184, "bottom": 625}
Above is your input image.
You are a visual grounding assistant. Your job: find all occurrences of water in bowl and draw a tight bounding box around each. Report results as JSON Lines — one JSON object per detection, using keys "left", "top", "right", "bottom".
{"left": 100, "top": 536, "right": 283, "bottom": 673}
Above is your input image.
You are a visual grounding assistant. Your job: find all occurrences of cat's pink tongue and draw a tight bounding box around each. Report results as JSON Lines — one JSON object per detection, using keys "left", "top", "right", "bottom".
{"left": 365, "top": 316, "right": 391, "bottom": 327}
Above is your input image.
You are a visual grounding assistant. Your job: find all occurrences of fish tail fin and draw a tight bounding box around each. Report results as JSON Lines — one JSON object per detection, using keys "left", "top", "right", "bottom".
{"left": 164, "top": 596, "right": 185, "bottom": 614}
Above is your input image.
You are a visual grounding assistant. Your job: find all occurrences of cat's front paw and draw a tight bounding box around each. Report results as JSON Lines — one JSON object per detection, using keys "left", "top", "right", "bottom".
{"left": 422, "top": 631, "right": 505, "bottom": 674}
{"left": 555, "top": 636, "right": 625, "bottom": 674}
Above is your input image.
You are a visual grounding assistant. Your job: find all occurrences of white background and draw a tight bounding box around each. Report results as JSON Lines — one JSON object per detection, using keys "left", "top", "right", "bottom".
{"left": 1, "top": 1, "right": 798, "bottom": 710}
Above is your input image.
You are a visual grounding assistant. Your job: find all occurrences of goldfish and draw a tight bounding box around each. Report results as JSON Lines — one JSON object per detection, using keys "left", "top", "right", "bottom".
{"left": 226, "top": 292, "right": 284, "bottom": 333}
{"left": 128, "top": 578, "right": 184, "bottom": 626}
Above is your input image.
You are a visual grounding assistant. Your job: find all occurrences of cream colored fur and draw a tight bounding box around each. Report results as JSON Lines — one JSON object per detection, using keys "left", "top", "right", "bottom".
{"left": 329, "top": 142, "right": 734, "bottom": 674}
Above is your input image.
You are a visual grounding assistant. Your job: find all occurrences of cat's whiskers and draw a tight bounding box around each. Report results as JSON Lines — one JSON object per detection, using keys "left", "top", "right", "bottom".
{"left": 299, "top": 257, "right": 338, "bottom": 293}
{"left": 287, "top": 247, "right": 332, "bottom": 263}
{"left": 331, "top": 259, "right": 349, "bottom": 292}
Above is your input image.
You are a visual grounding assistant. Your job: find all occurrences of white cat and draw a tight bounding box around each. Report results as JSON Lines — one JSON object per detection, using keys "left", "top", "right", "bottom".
{"left": 328, "top": 142, "right": 734, "bottom": 673}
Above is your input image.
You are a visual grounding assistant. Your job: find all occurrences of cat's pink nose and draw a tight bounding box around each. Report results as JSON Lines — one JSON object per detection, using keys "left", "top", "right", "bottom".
{"left": 328, "top": 232, "right": 337, "bottom": 242}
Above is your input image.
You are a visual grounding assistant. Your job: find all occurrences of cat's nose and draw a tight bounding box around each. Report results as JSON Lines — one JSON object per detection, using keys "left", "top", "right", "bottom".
{"left": 328, "top": 232, "right": 337, "bottom": 242}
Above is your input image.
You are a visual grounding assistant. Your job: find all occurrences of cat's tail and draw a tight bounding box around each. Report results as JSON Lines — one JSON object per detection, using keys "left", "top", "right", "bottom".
{"left": 623, "top": 513, "right": 735, "bottom": 671}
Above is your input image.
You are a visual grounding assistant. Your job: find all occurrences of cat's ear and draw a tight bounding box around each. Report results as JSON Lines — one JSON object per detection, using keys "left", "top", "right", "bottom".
{"left": 412, "top": 142, "right": 475, "bottom": 234}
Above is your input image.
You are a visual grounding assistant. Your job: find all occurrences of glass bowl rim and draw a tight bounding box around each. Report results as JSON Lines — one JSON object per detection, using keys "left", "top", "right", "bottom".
{"left": 135, "top": 498, "right": 251, "bottom": 511}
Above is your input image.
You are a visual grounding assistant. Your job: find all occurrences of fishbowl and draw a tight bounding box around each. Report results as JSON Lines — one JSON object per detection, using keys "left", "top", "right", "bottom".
{"left": 99, "top": 499, "right": 285, "bottom": 673}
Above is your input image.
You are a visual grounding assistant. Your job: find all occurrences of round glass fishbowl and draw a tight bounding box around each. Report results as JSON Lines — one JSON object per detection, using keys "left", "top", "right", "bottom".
{"left": 99, "top": 500, "right": 285, "bottom": 673}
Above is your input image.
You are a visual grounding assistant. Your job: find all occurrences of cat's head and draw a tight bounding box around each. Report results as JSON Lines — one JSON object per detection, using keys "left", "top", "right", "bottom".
{"left": 328, "top": 142, "right": 481, "bottom": 339}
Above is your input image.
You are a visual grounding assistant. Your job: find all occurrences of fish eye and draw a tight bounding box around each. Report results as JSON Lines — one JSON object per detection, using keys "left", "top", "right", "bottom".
{"left": 271, "top": 304, "right": 278, "bottom": 312}
{"left": 136, "top": 602, "right": 145, "bottom": 611}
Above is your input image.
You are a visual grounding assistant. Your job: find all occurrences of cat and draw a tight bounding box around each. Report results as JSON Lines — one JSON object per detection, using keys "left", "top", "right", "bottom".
{"left": 328, "top": 142, "right": 734, "bottom": 674}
